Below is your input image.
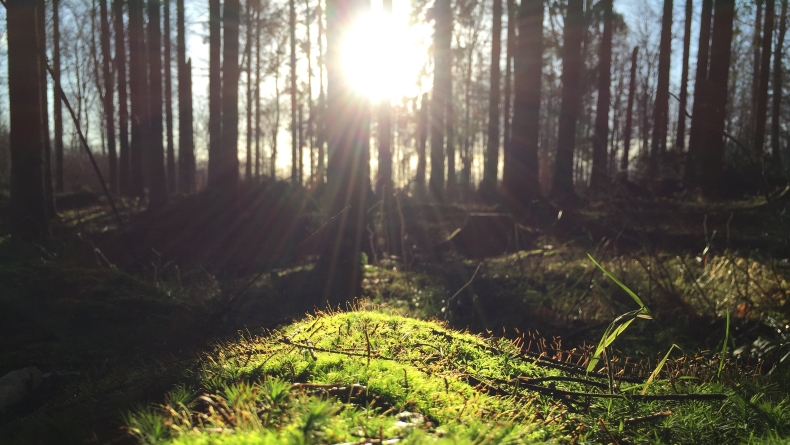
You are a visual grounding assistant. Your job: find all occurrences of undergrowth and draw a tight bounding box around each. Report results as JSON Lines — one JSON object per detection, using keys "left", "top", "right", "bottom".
{"left": 126, "top": 310, "right": 790, "bottom": 444}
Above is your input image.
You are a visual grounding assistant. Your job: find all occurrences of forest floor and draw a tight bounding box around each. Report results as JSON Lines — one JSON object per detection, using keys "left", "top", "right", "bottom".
{"left": 2, "top": 182, "right": 790, "bottom": 444}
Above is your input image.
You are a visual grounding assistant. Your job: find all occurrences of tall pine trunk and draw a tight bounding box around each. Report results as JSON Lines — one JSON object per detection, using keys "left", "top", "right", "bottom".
{"left": 148, "top": 0, "right": 168, "bottom": 206}
{"left": 550, "top": 0, "right": 584, "bottom": 203}
{"left": 53, "top": 0, "right": 64, "bottom": 193}
{"left": 753, "top": 0, "right": 774, "bottom": 155}
{"left": 315, "top": 0, "right": 370, "bottom": 306}
{"left": 699, "top": 0, "right": 735, "bottom": 196}
{"left": 8, "top": 0, "right": 48, "bottom": 237}
{"left": 503, "top": 0, "right": 542, "bottom": 205}
{"left": 290, "top": 0, "right": 298, "bottom": 184}
{"left": 245, "top": 0, "right": 253, "bottom": 180}
{"left": 128, "top": 0, "right": 147, "bottom": 198}
{"left": 165, "top": 0, "right": 175, "bottom": 192}
{"left": 376, "top": 0, "right": 393, "bottom": 195}
{"left": 772, "top": 0, "right": 788, "bottom": 165}
{"left": 207, "top": 0, "right": 222, "bottom": 188}
{"left": 221, "top": 0, "right": 241, "bottom": 189}
{"left": 114, "top": 0, "right": 130, "bottom": 196}
{"left": 648, "top": 0, "right": 673, "bottom": 179}
{"left": 620, "top": 46, "right": 638, "bottom": 178}
{"left": 416, "top": 93, "right": 428, "bottom": 186}
{"left": 502, "top": 0, "right": 514, "bottom": 156}
{"left": 482, "top": 0, "right": 502, "bottom": 197}
{"left": 429, "top": 0, "right": 451, "bottom": 194}
{"left": 254, "top": 3, "right": 261, "bottom": 178}
{"left": 589, "top": 0, "right": 613, "bottom": 193}
{"left": 685, "top": 0, "right": 713, "bottom": 184}
{"left": 752, "top": 0, "right": 763, "bottom": 140}
{"left": 177, "top": 0, "right": 195, "bottom": 193}
{"left": 676, "top": 0, "right": 692, "bottom": 150}
{"left": 100, "top": 0, "right": 117, "bottom": 194}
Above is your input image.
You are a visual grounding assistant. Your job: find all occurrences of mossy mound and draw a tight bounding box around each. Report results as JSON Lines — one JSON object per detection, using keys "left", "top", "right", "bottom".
{"left": 126, "top": 310, "right": 790, "bottom": 444}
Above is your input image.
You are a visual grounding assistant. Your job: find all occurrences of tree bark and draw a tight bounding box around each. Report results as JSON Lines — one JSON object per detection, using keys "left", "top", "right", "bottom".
{"left": 245, "top": 0, "right": 253, "bottom": 181}
{"left": 290, "top": 0, "right": 298, "bottom": 184}
{"left": 482, "top": 0, "right": 502, "bottom": 197}
{"left": 376, "top": 0, "right": 393, "bottom": 195}
{"left": 620, "top": 46, "right": 638, "bottom": 178}
{"left": 113, "top": 0, "right": 130, "bottom": 196}
{"left": 315, "top": 0, "right": 370, "bottom": 306}
{"left": 590, "top": 0, "right": 613, "bottom": 194}
{"left": 753, "top": 0, "right": 774, "bottom": 155}
{"left": 100, "top": 0, "right": 117, "bottom": 194}
{"left": 502, "top": 0, "right": 514, "bottom": 157}
{"left": 648, "top": 0, "right": 673, "bottom": 179}
{"left": 550, "top": 0, "right": 584, "bottom": 203}
{"left": 208, "top": 0, "right": 222, "bottom": 188}
{"left": 177, "top": 0, "right": 195, "bottom": 193}
{"left": 165, "top": 0, "right": 175, "bottom": 192}
{"left": 675, "top": 0, "right": 692, "bottom": 150}
{"left": 751, "top": 0, "right": 763, "bottom": 140}
{"left": 254, "top": 1, "right": 262, "bottom": 178}
{"left": 772, "top": 0, "right": 788, "bottom": 165}
{"left": 221, "top": 0, "right": 242, "bottom": 189}
{"left": 53, "top": 0, "right": 64, "bottom": 193}
{"left": 416, "top": 92, "right": 428, "bottom": 186}
{"left": 128, "top": 0, "right": 147, "bottom": 198}
{"left": 429, "top": 0, "right": 451, "bottom": 195}
{"left": 699, "top": 0, "right": 735, "bottom": 196}
{"left": 685, "top": 0, "right": 713, "bottom": 185}
{"left": 37, "top": 0, "right": 54, "bottom": 215}
{"left": 8, "top": 0, "right": 48, "bottom": 237}
{"left": 502, "top": 0, "right": 542, "bottom": 205}
{"left": 148, "top": 0, "right": 168, "bottom": 207}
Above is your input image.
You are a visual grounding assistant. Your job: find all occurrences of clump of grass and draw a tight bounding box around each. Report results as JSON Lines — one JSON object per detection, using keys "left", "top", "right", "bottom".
{"left": 124, "top": 309, "right": 790, "bottom": 444}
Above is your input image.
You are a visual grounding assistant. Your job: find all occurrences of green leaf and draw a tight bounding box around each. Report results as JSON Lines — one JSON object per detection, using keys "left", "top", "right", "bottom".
{"left": 587, "top": 254, "right": 649, "bottom": 312}
{"left": 642, "top": 344, "right": 680, "bottom": 395}
{"left": 718, "top": 310, "right": 730, "bottom": 379}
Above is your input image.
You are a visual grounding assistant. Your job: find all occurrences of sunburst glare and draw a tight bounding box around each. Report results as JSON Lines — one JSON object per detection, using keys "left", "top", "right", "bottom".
{"left": 341, "top": 7, "right": 429, "bottom": 103}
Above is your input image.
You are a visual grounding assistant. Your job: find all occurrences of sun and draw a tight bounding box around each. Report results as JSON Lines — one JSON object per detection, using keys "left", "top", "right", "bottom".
{"left": 341, "top": 9, "right": 428, "bottom": 103}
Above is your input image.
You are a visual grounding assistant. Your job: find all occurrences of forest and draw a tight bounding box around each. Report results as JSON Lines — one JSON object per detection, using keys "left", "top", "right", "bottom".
{"left": 2, "top": 0, "right": 790, "bottom": 442}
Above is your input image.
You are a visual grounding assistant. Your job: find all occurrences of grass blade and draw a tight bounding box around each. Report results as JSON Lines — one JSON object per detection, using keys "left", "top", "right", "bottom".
{"left": 718, "top": 310, "right": 730, "bottom": 379}
{"left": 586, "top": 310, "right": 641, "bottom": 373}
{"left": 641, "top": 344, "right": 679, "bottom": 395}
{"left": 588, "top": 254, "right": 649, "bottom": 312}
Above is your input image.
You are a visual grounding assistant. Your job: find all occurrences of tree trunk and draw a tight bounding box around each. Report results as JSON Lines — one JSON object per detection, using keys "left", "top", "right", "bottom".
{"left": 620, "top": 46, "right": 638, "bottom": 178}
{"left": 177, "top": 0, "right": 195, "bottom": 193}
{"left": 699, "top": 0, "right": 735, "bottom": 196}
{"left": 772, "top": 0, "right": 788, "bottom": 165}
{"left": 305, "top": 0, "right": 314, "bottom": 182}
{"left": 100, "top": 0, "right": 117, "bottom": 194}
{"left": 753, "top": 0, "right": 774, "bottom": 155}
{"left": 648, "top": 0, "right": 673, "bottom": 179}
{"left": 165, "top": 0, "right": 175, "bottom": 192}
{"left": 221, "top": 0, "right": 241, "bottom": 189}
{"left": 752, "top": 0, "right": 763, "bottom": 140}
{"left": 254, "top": 2, "right": 262, "bottom": 179}
{"left": 416, "top": 92, "right": 428, "bottom": 186}
{"left": 429, "top": 0, "right": 451, "bottom": 195}
{"left": 316, "top": 0, "right": 325, "bottom": 183}
{"left": 675, "top": 0, "right": 692, "bottom": 150}
{"left": 502, "top": 0, "right": 542, "bottom": 205}
{"left": 290, "top": 0, "right": 298, "bottom": 184}
{"left": 685, "top": 0, "right": 713, "bottom": 185}
{"left": 148, "top": 0, "right": 168, "bottom": 207}
{"left": 8, "top": 0, "right": 48, "bottom": 237}
{"left": 376, "top": 0, "right": 393, "bottom": 195}
{"left": 502, "top": 0, "right": 514, "bottom": 157}
{"left": 53, "top": 0, "right": 64, "bottom": 193}
{"left": 589, "top": 0, "right": 613, "bottom": 194}
{"left": 482, "top": 0, "right": 502, "bottom": 197}
{"left": 113, "top": 0, "right": 130, "bottom": 196}
{"left": 550, "top": 0, "right": 584, "bottom": 203}
{"left": 208, "top": 0, "right": 222, "bottom": 189}
{"left": 37, "top": 0, "right": 54, "bottom": 215}
{"left": 245, "top": 0, "right": 253, "bottom": 181}
{"left": 128, "top": 0, "right": 147, "bottom": 198}
{"left": 315, "top": 0, "right": 370, "bottom": 306}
